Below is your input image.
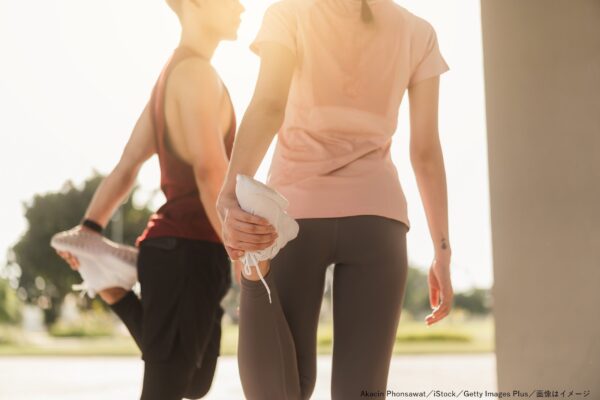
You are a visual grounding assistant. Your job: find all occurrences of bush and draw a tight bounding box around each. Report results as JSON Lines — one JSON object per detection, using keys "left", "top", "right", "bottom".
{"left": 49, "top": 311, "right": 115, "bottom": 338}
{"left": 0, "top": 278, "right": 21, "bottom": 324}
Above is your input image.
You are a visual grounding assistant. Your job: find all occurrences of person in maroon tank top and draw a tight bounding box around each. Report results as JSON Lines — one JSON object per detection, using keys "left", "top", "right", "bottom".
{"left": 54, "top": 0, "right": 278, "bottom": 398}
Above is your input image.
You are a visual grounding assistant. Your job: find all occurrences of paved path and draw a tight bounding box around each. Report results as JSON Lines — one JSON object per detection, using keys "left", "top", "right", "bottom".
{"left": 0, "top": 354, "right": 496, "bottom": 399}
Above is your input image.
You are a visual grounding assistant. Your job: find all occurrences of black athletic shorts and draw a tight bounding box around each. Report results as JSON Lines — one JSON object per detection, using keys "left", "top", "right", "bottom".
{"left": 137, "top": 236, "right": 232, "bottom": 367}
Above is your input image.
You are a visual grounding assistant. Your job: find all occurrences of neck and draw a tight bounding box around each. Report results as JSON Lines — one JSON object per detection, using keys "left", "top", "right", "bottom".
{"left": 178, "top": 24, "right": 220, "bottom": 60}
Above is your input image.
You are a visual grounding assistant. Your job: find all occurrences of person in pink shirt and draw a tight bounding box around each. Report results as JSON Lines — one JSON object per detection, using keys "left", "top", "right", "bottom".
{"left": 217, "top": 0, "right": 454, "bottom": 398}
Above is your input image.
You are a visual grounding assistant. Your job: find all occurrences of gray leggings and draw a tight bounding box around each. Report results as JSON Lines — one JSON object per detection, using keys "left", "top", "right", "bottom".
{"left": 238, "top": 215, "right": 409, "bottom": 399}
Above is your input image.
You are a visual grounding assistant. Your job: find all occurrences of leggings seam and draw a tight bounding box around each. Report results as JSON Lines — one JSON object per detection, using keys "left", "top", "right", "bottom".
{"left": 273, "top": 308, "right": 290, "bottom": 400}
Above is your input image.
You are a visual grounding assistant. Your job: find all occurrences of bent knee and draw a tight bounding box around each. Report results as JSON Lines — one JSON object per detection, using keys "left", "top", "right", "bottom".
{"left": 183, "top": 359, "right": 218, "bottom": 398}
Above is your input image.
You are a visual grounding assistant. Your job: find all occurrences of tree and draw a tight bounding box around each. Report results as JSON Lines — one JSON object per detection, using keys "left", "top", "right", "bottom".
{"left": 402, "top": 266, "right": 433, "bottom": 317}
{"left": 9, "top": 172, "right": 153, "bottom": 326}
{"left": 403, "top": 265, "right": 492, "bottom": 317}
{"left": 454, "top": 287, "right": 491, "bottom": 315}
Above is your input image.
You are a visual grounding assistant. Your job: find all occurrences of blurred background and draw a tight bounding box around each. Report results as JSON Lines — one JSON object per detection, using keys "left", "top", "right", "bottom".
{"left": 1, "top": 0, "right": 597, "bottom": 399}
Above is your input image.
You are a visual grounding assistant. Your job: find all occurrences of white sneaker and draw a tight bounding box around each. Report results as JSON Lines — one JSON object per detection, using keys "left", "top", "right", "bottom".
{"left": 50, "top": 227, "right": 138, "bottom": 298}
{"left": 235, "top": 174, "right": 300, "bottom": 303}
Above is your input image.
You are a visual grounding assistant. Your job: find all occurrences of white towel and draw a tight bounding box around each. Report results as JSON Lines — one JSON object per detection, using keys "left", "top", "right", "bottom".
{"left": 235, "top": 174, "right": 299, "bottom": 303}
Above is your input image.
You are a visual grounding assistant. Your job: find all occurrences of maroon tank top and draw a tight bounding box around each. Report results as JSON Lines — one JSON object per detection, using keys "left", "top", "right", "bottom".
{"left": 136, "top": 46, "right": 236, "bottom": 246}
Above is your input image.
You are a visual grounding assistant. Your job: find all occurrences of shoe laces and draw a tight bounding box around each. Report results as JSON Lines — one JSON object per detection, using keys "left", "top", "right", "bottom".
{"left": 242, "top": 256, "right": 272, "bottom": 304}
{"left": 71, "top": 282, "right": 92, "bottom": 299}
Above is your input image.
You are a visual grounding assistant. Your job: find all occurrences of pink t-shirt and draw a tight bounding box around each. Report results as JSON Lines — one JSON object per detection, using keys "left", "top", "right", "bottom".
{"left": 250, "top": 0, "right": 450, "bottom": 231}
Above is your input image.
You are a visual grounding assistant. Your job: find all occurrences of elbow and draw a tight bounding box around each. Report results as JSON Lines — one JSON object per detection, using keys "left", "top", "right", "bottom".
{"left": 410, "top": 148, "right": 431, "bottom": 166}
{"left": 410, "top": 143, "right": 442, "bottom": 169}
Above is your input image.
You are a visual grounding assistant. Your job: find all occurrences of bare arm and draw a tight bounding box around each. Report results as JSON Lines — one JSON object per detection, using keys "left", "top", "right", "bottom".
{"left": 408, "top": 75, "right": 453, "bottom": 325}
{"left": 216, "top": 42, "right": 296, "bottom": 260}
{"left": 219, "top": 43, "right": 296, "bottom": 199}
{"left": 84, "top": 102, "right": 156, "bottom": 226}
{"left": 165, "top": 59, "right": 231, "bottom": 242}
{"left": 57, "top": 102, "right": 155, "bottom": 269}
{"left": 408, "top": 76, "right": 451, "bottom": 256}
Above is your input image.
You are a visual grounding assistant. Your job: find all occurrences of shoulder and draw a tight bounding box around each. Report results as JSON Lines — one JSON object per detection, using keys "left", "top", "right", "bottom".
{"left": 386, "top": 1, "right": 413, "bottom": 20}
{"left": 169, "top": 57, "right": 222, "bottom": 98}
{"left": 405, "top": 10, "right": 436, "bottom": 38}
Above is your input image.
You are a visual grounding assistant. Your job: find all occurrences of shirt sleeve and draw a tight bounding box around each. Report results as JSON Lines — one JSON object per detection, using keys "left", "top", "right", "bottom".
{"left": 408, "top": 19, "right": 450, "bottom": 87}
{"left": 249, "top": 0, "right": 298, "bottom": 57}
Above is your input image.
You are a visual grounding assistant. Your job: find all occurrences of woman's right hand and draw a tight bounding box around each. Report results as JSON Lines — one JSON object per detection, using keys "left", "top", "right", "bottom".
{"left": 216, "top": 192, "right": 279, "bottom": 261}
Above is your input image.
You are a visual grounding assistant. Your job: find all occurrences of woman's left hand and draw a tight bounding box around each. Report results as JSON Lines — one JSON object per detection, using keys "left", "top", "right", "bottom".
{"left": 424, "top": 254, "right": 454, "bottom": 326}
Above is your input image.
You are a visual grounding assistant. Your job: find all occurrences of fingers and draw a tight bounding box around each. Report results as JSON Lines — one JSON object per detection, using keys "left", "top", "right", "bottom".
{"left": 226, "top": 236, "right": 278, "bottom": 252}
{"left": 223, "top": 218, "right": 278, "bottom": 253}
{"left": 426, "top": 261, "right": 454, "bottom": 325}
{"left": 231, "top": 217, "right": 277, "bottom": 236}
{"left": 429, "top": 286, "right": 440, "bottom": 309}
{"left": 230, "top": 230, "right": 278, "bottom": 247}
{"left": 227, "top": 207, "right": 274, "bottom": 229}
{"left": 222, "top": 203, "right": 279, "bottom": 252}
{"left": 425, "top": 289, "right": 453, "bottom": 325}
{"left": 428, "top": 270, "right": 440, "bottom": 309}
{"left": 425, "top": 298, "right": 452, "bottom": 325}
{"left": 220, "top": 199, "right": 280, "bottom": 255}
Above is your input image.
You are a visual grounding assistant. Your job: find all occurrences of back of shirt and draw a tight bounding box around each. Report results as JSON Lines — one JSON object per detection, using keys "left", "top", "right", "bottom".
{"left": 250, "top": 0, "right": 450, "bottom": 231}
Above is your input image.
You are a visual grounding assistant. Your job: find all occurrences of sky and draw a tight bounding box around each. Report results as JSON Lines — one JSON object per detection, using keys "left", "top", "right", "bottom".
{"left": 0, "top": 0, "right": 490, "bottom": 292}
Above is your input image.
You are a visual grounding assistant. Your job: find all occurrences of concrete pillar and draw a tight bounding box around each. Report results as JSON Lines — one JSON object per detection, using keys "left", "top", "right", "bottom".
{"left": 481, "top": 0, "right": 600, "bottom": 393}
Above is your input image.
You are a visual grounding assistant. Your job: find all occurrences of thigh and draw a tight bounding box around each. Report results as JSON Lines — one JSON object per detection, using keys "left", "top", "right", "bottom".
{"left": 137, "top": 237, "right": 184, "bottom": 362}
{"left": 331, "top": 216, "right": 409, "bottom": 399}
{"left": 178, "top": 240, "right": 231, "bottom": 368}
{"left": 269, "top": 218, "right": 336, "bottom": 395}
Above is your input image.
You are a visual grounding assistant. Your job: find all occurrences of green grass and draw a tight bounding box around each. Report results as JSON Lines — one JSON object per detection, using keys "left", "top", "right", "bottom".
{"left": 0, "top": 339, "right": 140, "bottom": 357}
{"left": 0, "top": 325, "right": 22, "bottom": 346}
{"left": 0, "top": 314, "right": 494, "bottom": 357}
{"left": 313, "top": 313, "right": 494, "bottom": 355}
{"left": 48, "top": 310, "right": 116, "bottom": 338}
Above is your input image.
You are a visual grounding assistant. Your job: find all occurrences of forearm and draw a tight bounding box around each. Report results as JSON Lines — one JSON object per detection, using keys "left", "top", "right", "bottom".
{"left": 195, "top": 169, "right": 227, "bottom": 242}
{"left": 220, "top": 102, "right": 283, "bottom": 198}
{"left": 411, "top": 147, "right": 452, "bottom": 258}
{"left": 84, "top": 164, "right": 138, "bottom": 227}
